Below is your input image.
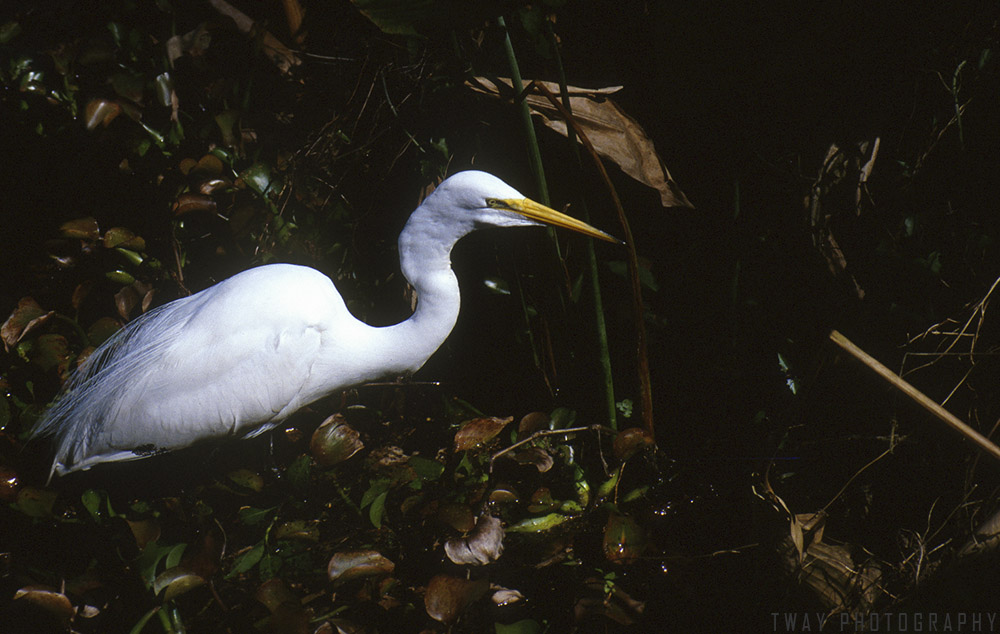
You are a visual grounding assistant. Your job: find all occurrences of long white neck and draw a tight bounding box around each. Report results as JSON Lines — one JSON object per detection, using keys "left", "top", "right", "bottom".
{"left": 367, "top": 203, "right": 472, "bottom": 376}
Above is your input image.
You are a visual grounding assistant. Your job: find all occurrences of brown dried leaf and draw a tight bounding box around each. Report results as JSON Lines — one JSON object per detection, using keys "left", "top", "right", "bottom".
{"left": 327, "top": 550, "right": 395, "bottom": 584}
{"left": 84, "top": 98, "right": 121, "bottom": 130}
{"left": 468, "top": 77, "right": 693, "bottom": 208}
{"left": 454, "top": 416, "right": 513, "bottom": 451}
{"left": 1, "top": 297, "right": 49, "bottom": 351}
{"left": 444, "top": 515, "right": 504, "bottom": 566}
{"left": 507, "top": 446, "right": 554, "bottom": 472}
{"left": 612, "top": 427, "right": 655, "bottom": 461}
{"left": 424, "top": 574, "right": 489, "bottom": 624}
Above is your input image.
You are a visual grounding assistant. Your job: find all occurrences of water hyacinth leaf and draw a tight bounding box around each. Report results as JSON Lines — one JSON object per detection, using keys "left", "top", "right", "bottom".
{"left": 241, "top": 162, "right": 273, "bottom": 195}
{"left": 31, "top": 334, "right": 71, "bottom": 374}
{"left": 286, "top": 454, "right": 312, "bottom": 490}
{"left": 488, "top": 485, "right": 518, "bottom": 505}
{"left": 310, "top": 414, "right": 364, "bottom": 467}
{"left": 506, "top": 513, "right": 570, "bottom": 533}
{"left": 13, "top": 586, "right": 74, "bottom": 627}
{"left": 110, "top": 71, "right": 144, "bottom": 103}
{"left": 106, "top": 269, "right": 136, "bottom": 286}
{"left": 273, "top": 519, "right": 320, "bottom": 543}
{"left": 14, "top": 486, "right": 58, "bottom": 518}
{"left": 227, "top": 468, "right": 264, "bottom": 492}
{"left": 518, "top": 411, "right": 550, "bottom": 435}
{"left": 424, "top": 574, "right": 489, "bottom": 624}
{"left": 86, "top": 317, "right": 120, "bottom": 346}
{"left": 495, "top": 619, "right": 541, "bottom": 634}
{"left": 255, "top": 578, "right": 310, "bottom": 633}
{"left": 0, "top": 464, "right": 20, "bottom": 502}
{"left": 437, "top": 502, "right": 476, "bottom": 532}
{"left": 444, "top": 515, "right": 504, "bottom": 566}
{"left": 81, "top": 488, "right": 104, "bottom": 522}
{"left": 527, "top": 487, "right": 558, "bottom": 513}
{"left": 215, "top": 110, "right": 240, "bottom": 147}
{"left": 238, "top": 505, "right": 277, "bottom": 525}
{"left": 103, "top": 226, "right": 146, "bottom": 250}
{"left": 326, "top": 550, "right": 395, "bottom": 583}
{"left": 173, "top": 192, "right": 217, "bottom": 216}
{"left": 153, "top": 567, "right": 206, "bottom": 601}
{"left": 60, "top": 217, "right": 100, "bottom": 241}
{"left": 368, "top": 490, "right": 387, "bottom": 528}
{"left": 84, "top": 99, "right": 121, "bottom": 130}
{"left": 127, "top": 518, "right": 162, "bottom": 550}
{"left": 154, "top": 72, "right": 174, "bottom": 107}
{"left": 549, "top": 407, "right": 577, "bottom": 430}
{"left": 612, "top": 427, "right": 655, "bottom": 461}
{"left": 454, "top": 416, "right": 513, "bottom": 451}
{"left": 603, "top": 512, "right": 645, "bottom": 564}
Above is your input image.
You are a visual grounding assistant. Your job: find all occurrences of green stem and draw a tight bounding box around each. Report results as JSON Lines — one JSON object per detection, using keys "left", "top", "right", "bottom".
{"left": 496, "top": 15, "right": 548, "bottom": 204}
{"left": 545, "top": 20, "right": 616, "bottom": 429}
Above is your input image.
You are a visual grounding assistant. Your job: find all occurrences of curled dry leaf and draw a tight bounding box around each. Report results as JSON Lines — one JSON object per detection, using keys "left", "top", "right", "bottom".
{"left": 84, "top": 98, "right": 121, "bottom": 130}
{"left": 13, "top": 586, "right": 75, "bottom": 627}
{"left": 490, "top": 586, "right": 524, "bottom": 606}
{"left": 327, "top": 550, "right": 395, "bottom": 584}
{"left": 612, "top": 427, "right": 655, "bottom": 461}
{"left": 310, "top": 414, "right": 364, "bottom": 467}
{"left": 424, "top": 574, "right": 489, "bottom": 624}
{"left": 467, "top": 77, "right": 693, "bottom": 209}
{"left": 506, "top": 446, "right": 554, "bottom": 473}
{"left": 454, "top": 416, "right": 513, "bottom": 451}
{"left": 1, "top": 297, "right": 51, "bottom": 352}
{"left": 444, "top": 514, "right": 504, "bottom": 566}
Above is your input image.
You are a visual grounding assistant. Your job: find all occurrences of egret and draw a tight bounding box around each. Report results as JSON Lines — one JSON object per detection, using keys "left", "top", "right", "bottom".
{"left": 32, "top": 170, "right": 616, "bottom": 478}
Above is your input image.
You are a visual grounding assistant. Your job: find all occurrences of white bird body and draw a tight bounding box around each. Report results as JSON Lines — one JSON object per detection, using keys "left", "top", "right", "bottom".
{"left": 33, "top": 171, "right": 615, "bottom": 477}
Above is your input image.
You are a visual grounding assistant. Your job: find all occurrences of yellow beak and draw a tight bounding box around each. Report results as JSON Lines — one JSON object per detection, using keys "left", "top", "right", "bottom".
{"left": 489, "top": 197, "right": 620, "bottom": 244}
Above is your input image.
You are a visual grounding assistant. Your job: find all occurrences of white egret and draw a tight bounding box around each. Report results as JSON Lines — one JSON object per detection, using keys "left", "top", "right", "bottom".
{"left": 32, "top": 170, "right": 616, "bottom": 478}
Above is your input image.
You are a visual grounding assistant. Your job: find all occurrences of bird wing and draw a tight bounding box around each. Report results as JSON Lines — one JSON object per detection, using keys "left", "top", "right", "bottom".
{"left": 36, "top": 264, "right": 353, "bottom": 474}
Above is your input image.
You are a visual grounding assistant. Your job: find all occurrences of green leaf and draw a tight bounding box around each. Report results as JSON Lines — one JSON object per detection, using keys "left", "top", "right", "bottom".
{"left": 408, "top": 455, "right": 445, "bottom": 482}
{"left": 227, "top": 544, "right": 264, "bottom": 578}
{"left": 360, "top": 478, "right": 391, "bottom": 509}
{"left": 286, "top": 455, "right": 312, "bottom": 491}
{"left": 507, "top": 513, "right": 571, "bottom": 533}
{"left": 81, "top": 489, "right": 104, "bottom": 523}
{"left": 496, "top": 619, "right": 543, "bottom": 634}
{"left": 368, "top": 491, "right": 388, "bottom": 529}
{"left": 238, "top": 505, "right": 277, "bottom": 526}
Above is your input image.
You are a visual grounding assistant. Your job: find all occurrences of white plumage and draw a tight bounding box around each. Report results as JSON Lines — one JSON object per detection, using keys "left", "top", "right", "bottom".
{"left": 32, "top": 171, "right": 615, "bottom": 478}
